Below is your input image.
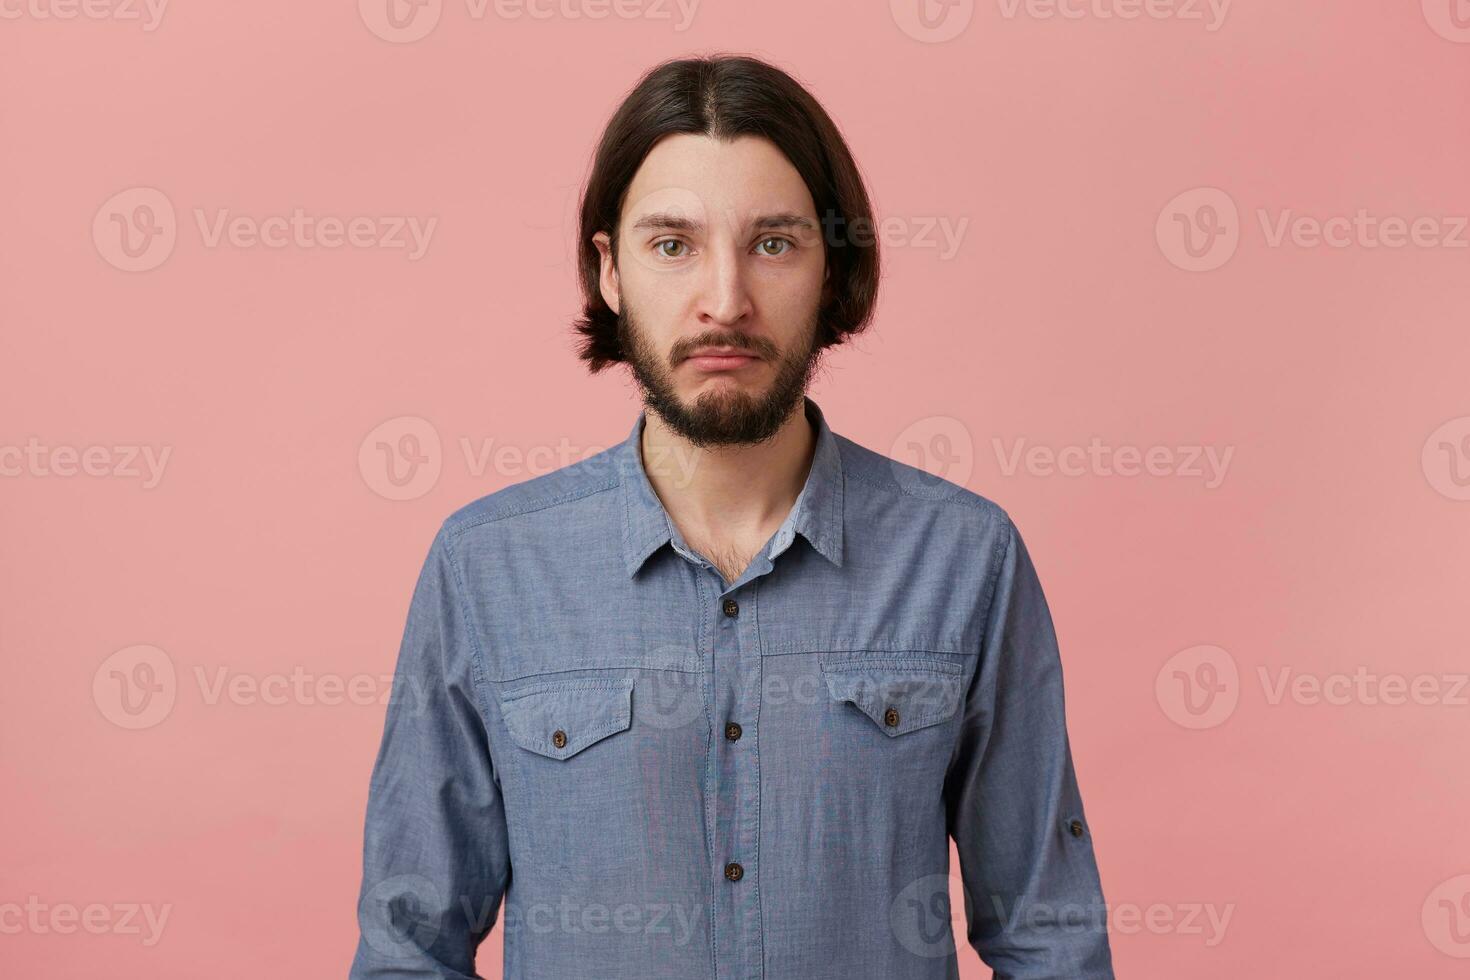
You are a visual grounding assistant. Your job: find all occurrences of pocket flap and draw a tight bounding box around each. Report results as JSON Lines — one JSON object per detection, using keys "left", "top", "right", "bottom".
{"left": 818, "top": 659, "right": 963, "bottom": 736}
{"left": 499, "top": 677, "right": 633, "bottom": 760}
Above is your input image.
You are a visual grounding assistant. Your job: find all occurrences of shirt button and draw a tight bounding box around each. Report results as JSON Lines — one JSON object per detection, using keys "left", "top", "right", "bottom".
{"left": 724, "top": 862, "right": 744, "bottom": 882}
{"left": 724, "top": 722, "right": 743, "bottom": 741}
{"left": 1069, "top": 819, "right": 1085, "bottom": 838}
{"left": 722, "top": 598, "right": 739, "bottom": 618}
{"left": 551, "top": 729, "right": 567, "bottom": 749}
{"left": 883, "top": 707, "right": 900, "bottom": 728}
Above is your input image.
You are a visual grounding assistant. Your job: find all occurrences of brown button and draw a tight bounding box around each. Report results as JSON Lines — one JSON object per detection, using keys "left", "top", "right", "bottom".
{"left": 1069, "top": 819, "right": 1085, "bottom": 838}
{"left": 722, "top": 598, "right": 739, "bottom": 617}
{"left": 724, "top": 862, "right": 744, "bottom": 882}
{"left": 883, "top": 707, "right": 900, "bottom": 728}
{"left": 551, "top": 729, "right": 567, "bottom": 749}
{"left": 725, "top": 722, "right": 743, "bottom": 742}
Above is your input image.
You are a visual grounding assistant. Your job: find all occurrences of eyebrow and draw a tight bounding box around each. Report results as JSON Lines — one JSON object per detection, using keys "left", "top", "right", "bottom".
{"left": 629, "top": 211, "right": 817, "bottom": 233}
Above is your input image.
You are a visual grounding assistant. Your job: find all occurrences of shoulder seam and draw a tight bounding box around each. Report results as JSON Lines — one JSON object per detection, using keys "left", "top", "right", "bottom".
{"left": 976, "top": 511, "right": 1017, "bottom": 656}
{"left": 443, "top": 478, "right": 620, "bottom": 538}
{"left": 843, "top": 462, "right": 1006, "bottom": 517}
{"left": 431, "top": 528, "right": 496, "bottom": 726}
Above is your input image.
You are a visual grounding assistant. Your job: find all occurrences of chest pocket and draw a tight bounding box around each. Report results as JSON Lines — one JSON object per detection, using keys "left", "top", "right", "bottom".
{"left": 498, "top": 677, "right": 633, "bottom": 760}
{"left": 817, "top": 657, "right": 964, "bottom": 736}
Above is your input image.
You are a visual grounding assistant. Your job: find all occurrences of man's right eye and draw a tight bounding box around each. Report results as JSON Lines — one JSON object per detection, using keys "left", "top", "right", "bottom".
{"left": 654, "top": 239, "right": 689, "bottom": 259}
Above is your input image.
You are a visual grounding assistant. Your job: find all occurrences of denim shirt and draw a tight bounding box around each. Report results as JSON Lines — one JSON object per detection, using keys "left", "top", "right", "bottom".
{"left": 350, "top": 396, "right": 1114, "bottom": 980}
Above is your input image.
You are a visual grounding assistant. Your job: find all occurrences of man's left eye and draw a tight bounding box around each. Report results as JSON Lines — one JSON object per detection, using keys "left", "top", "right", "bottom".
{"left": 756, "top": 237, "right": 791, "bottom": 256}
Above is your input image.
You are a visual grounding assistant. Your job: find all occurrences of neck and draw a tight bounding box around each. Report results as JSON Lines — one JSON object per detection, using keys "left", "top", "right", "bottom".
{"left": 639, "top": 400, "right": 816, "bottom": 548}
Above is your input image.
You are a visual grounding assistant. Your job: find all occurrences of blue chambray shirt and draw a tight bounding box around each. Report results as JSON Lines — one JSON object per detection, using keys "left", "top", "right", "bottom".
{"left": 350, "top": 396, "right": 1114, "bottom": 980}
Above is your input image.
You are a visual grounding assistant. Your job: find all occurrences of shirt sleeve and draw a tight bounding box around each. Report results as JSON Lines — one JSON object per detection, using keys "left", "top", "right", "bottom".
{"left": 349, "top": 527, "right": 511, "bottom": 979}
{"left": 944, "top": 515, "right": 1115, "bottom": 979}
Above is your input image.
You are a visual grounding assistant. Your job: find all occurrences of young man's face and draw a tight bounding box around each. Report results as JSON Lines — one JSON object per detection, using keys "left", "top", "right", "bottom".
{"left": 595, "top": 134, "right": 829, "bottom": 448}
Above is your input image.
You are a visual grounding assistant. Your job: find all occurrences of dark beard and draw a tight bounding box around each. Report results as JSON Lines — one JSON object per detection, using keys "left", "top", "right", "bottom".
{"left": 617, "top": 301, "right": 824, "bottom": 448}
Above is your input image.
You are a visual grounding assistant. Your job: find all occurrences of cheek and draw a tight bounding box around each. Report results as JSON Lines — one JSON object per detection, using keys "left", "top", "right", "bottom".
{"left": 752, "top": 266, "right": 825, "bottom": 323}
{"left": 620, "top": 274, "right": 687, "bottom": 339}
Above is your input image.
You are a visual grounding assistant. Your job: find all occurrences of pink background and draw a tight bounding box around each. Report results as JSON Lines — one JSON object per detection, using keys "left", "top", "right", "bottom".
{"left": 4, "top": 1, "right": 1470, "bottom": 976}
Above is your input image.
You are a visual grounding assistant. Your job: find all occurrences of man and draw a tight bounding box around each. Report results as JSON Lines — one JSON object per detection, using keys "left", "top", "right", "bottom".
{"left": 350, "top": 54, "right": 1114, "bottom": 980}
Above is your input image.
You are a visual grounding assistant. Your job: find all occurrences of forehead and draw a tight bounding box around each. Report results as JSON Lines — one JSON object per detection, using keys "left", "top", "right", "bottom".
{"left": 621, "top": 133, "right": 816, "bottom": 229}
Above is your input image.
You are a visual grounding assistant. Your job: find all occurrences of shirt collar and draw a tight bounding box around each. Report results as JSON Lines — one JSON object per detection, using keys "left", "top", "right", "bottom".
{"left": 618, "top": 395, "right": 845, "bottom": 578}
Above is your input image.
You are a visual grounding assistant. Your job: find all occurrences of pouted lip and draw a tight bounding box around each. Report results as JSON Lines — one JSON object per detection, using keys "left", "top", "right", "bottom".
{"left": 684, "top": 346, "right": 760, "bottom": 361}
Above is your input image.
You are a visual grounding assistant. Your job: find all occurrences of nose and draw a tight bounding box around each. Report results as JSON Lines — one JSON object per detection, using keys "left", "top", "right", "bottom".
{"left": 696, "top": 239, "right": 754, "bottom": 327}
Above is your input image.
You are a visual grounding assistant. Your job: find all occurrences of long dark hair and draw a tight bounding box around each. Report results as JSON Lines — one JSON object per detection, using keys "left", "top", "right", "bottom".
{"left": 573, "top": 54, "right": 881, "bottom": 373}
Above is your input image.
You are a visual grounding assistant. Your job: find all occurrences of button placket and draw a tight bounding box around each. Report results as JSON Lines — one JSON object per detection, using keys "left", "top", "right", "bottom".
{"left": 708, "top": 579, "right": 763, "bottom": 979}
